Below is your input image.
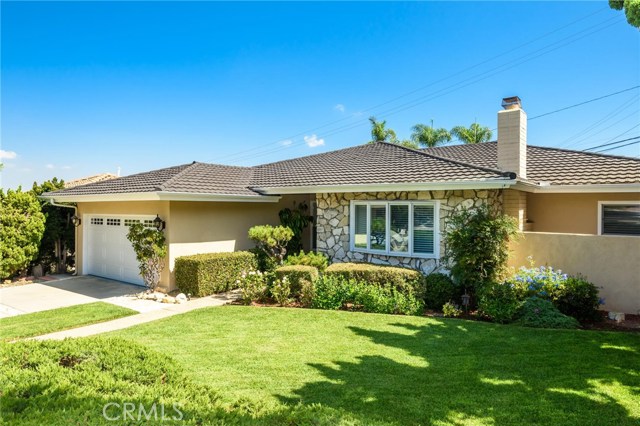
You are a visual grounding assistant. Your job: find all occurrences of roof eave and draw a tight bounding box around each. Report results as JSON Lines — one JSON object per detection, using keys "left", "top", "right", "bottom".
{"left": 253, "top": 179, "right": 516, "bottom": 195}
{"left": 40, "top": 191, "right": 282, "bottom": 203}
{"left": 514, "top": 182, "right": 640, "bottom": 193}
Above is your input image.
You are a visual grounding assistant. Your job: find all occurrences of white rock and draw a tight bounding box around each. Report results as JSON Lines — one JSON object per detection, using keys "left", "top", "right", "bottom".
{"left": 175, "top": 293, "right": 188, "bottom": 304}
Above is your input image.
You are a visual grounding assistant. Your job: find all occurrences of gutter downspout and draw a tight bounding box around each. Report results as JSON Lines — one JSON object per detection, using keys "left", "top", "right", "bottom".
{"left": 42, "top": 198, "right": 78, "bottom": 276}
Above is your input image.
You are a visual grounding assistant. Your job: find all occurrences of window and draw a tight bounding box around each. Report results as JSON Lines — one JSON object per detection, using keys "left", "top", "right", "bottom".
{"left": 106, "top": 218, "right": 121, "bottom": 226}
{"left": 350, "top": 201, "right": 439, "bottom": 257}
{"left": 599, "top": 202, "right": 640, "bottom": 236}
{"left": 90, "top": 218, "right": 103, "bottom": 225}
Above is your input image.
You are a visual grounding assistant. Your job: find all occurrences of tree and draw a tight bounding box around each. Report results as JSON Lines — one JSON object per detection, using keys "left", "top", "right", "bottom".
{"left": 0, "top": 188, "right": 46, "bottom": 279}
{"left": 610, "top": 0, "right": 640, "bottom": 29}
{"left": 368, "top": 116, "right": 398, "bottom": 143}
{"left": 450, "top": 123, "right": 493, "bottom": 144}
{"left": 443, "top": 204, "right": 519, "bottom": 299}
{"left": 31, "top": 178, "right": 75, "bottom": 273}
{"left": 411, "top": 123, "right": 452, "bottom": 147}
{"left": 248, "top": 225, "right": 294, "bottom": 265}
{"left": 279, "top": 201, "right": 313, "bottom": 256}
{"left": 126, "top": 223, "right": 167, "bottom": 291}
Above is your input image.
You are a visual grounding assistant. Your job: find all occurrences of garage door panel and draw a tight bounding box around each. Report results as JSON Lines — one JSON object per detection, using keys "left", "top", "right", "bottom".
{"left": 85, "top": 215, "right": 148, "bottom": 286}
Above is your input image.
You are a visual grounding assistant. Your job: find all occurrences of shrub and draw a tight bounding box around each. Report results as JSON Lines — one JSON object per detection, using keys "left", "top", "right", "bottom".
{"left": 299, "top": 279, "right": 316, "bottom": 308}
{"left": 515, "top": 297, "right": 579, "bottom": 329}
{"left": 126, "top": 223, "right": 167, "bottom": 291}
{"left": 250, "top": 247, "right": 278, "bottom": 273}
{"left": 275, "top": 265, "right": 319, "bottom": 299}
{"left": 444, "top": 204, "right": 519, "bottom": 294}
{"left": 0, "top": 338, "right": 223, "bottom": 425}
{"left": 324, "top": 262, "right": 424, "bottom": 296}
{"left": 237, "top": 269, "right": 268, "bottom": 305}
{"left": 270, "top": 277, "right": 292, "bottom": 306}
{"left": 442, "top": 302, "right": 462, "bottom": 318}
{"left": 279, "top": 201, "right": 313, "bottom": 255}
{"left": 354, "top": 284, "right": 424, "bottom": 316}
{"left": 248, "top": 225, "right": 294, "bottom": 265}
{"left": 311, "top": 276, "right": 355, "bottom": 310}
{"left": 423, "top": 273, "right": 460, "bottom": 310}
{"left": 554, "top": 276, "right": 601, "bottom": 322}
{"left": 477, "top": 281, "right": 522, "bottom": 323}
{"left": 0, "top": 188, "right": 46, "bottom": 279}
{"left": 175, "top": 251, "right": 257, "bottom": 297}
{"left": 507, "top": 263, "right": 602, "bottom": 323}
{"left": 284, "top": 251, "right": 329, "bottom": 272}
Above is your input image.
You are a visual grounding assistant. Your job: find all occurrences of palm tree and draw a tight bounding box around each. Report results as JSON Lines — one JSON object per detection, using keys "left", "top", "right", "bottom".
{"left": 450, "top": 123, "right": 493, "bottom": 144}
{"left": 411, "top": 123, "right": 452, "bottom": 148}
{"left": 368, "top": 116, "right": 397, "bottom": 143}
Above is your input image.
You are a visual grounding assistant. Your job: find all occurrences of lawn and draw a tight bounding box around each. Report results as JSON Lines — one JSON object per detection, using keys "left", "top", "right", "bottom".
{"left": 2, "top": 306, "right": 638, "bottom": 425}
{"left": 109, "top": 306, "right": 640, "bottom": 425}
{"left": 0, "top": 302, "right": 137, "bottom": 341}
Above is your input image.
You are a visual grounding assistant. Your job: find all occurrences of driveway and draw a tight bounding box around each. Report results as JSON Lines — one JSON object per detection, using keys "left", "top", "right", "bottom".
{"left": 0, "top": 276, "right": 163, "bottom": 318}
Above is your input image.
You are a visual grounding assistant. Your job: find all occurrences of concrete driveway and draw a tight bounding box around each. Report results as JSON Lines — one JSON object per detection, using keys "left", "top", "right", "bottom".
{"left": 0, "top": 276, "right": 162, "bottom": 318}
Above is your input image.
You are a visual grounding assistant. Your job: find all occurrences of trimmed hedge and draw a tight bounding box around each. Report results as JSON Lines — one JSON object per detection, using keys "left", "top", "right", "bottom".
{"left": 175, "top": 251, "right": 257, "bottom": 297}
{"left": 274, "top": 265, "right": 319, "bottom": 295}
{"left": 324, "top": 262, "right": 424, "bottom": 296}
{"left": 284, "top": 251, "right": 329, "bottom": 272}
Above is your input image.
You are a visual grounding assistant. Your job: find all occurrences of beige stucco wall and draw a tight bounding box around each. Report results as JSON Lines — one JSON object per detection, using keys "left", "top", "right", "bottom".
{"left": 509, "top": 232, "right": 640, "bottom": 314}
{"left": 77, "top": 201, "right": 172, "bottom": 288}
{"left": 76, "top": 196, "right": 312, "bottom": 291}
{"left": 167, "top": 195, "right": 311, "bottom": 285}
{"left": 526, "top": 192, "right": 640, "bottom": 235}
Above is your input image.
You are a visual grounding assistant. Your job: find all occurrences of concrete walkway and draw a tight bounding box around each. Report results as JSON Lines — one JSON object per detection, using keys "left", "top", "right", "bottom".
{"left": 33, "top": 291, "right": 239, "bottom": 340}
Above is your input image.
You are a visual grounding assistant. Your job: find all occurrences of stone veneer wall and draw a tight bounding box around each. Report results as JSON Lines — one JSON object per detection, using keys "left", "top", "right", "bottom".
{"left": 315, "top": 190, "right": 502, "bottom": 274}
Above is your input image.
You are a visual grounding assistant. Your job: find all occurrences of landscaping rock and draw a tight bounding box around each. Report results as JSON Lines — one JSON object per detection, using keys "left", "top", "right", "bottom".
{"left": 175, "top": 293, "right": 188, "bottom": 304}
{"left": 161, "top": 296, "right": 176, "bottom": 304}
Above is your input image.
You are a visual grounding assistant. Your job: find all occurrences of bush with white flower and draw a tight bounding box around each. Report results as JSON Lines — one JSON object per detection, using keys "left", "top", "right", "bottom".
{"left": 270, "top": 277, "right": 291, "bottom": 306}
{"left": 237, "top": 269, "right": 267, "bottom": 305}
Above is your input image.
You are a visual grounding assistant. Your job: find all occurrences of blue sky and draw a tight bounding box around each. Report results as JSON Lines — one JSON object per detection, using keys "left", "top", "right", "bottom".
{"left": 1, "top": 1, "right": 639, "bottom": 189}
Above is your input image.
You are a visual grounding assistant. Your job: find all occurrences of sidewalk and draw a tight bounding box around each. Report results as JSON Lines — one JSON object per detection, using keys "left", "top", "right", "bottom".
{"left": 32, "top": 291, "right": 239, "bottom": 340}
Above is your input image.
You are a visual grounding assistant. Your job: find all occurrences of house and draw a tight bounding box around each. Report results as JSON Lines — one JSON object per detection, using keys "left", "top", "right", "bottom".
{"left": 42, "top": 97, "right": 640, "bottom": 313}
{"left": 64, "top": 173, "right": 118, "bottom": 189}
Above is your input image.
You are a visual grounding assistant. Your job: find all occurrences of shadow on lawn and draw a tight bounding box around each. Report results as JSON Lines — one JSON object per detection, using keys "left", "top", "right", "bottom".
{"left": 282, "top": 319, "right": 640, "bottom": 425}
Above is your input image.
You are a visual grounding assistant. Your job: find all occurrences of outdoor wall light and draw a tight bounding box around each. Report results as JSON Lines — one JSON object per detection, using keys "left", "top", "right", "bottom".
{"left": 71, "top": 215, "right": 82, "bottom": 227}
{"left": 153, "top": 214, "right": 166, "bottom": 231}
{"left": 461, "top": 293, "right": 471, "bottom": 312}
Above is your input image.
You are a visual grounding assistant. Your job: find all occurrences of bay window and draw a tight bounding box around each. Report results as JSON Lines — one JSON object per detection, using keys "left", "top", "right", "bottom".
{"left": 350, "top": 201, "right": 439, "bottom": 257}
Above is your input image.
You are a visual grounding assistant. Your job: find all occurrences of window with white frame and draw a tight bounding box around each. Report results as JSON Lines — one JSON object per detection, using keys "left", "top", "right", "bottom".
{"left": 350, "top": 201, "right": 439, "bottom": 257}
{"left": 599, "top": 202, "right": 640, "bottom": 236}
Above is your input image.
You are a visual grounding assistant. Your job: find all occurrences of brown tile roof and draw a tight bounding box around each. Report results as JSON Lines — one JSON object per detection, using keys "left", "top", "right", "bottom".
{"left": 423, "top": 142, "right": 640, "bottom": 185}
{"left": 250, "top": 142, "right": 511, "bottom": 188}
{"left": 45, "top": 141, "right": 639, "bottom": 199}
{"left": 64, "top": 173, "right": 118, "bottom": 188}
{"left": 50, "top": 162, "right": 261, "bottom": 197}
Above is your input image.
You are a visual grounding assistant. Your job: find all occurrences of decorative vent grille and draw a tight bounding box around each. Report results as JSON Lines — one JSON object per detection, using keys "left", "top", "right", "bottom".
{"left": 106, "top": 218, "right": 121, "bottom": 226}
{"left": 90, "top": 218, "right": 103, "bottom": 225}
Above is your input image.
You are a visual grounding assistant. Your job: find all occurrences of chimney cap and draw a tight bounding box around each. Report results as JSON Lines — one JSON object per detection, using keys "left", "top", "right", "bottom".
{"left": 501, "top": 96, "right": 522, "bottom": 110}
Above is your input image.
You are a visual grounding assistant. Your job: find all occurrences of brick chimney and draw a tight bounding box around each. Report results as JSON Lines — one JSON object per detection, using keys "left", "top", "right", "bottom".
{"left": 497, "top": 96, "right": 527, "bottom": 179}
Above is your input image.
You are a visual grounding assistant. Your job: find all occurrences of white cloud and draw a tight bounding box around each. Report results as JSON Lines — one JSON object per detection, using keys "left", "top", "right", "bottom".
{"left": 62, "top": 165, "right": 72, "bottom": 170}
{"left": 334, "top": 104, "right": 345, "bottom": 113}
{"left": 45, "top": 164, "right": 54, "bottom": 169}
{"left": 279, "top": 139, "right": 293, "bottom": 146}
{"left": 304, "top": 134, "right": 325, "bottom": 148}
{"left": 0, "top": 150, "right": 17, "bottom": 160}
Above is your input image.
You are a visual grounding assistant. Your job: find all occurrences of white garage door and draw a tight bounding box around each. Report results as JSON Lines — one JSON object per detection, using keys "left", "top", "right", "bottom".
{"left": 84, "top": 215, "right": 155, "bottom": 286}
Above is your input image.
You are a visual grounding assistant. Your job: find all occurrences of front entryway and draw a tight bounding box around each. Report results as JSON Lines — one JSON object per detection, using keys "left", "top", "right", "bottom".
{"left": 83, "top": 215, "right": 155, "bottom": 286}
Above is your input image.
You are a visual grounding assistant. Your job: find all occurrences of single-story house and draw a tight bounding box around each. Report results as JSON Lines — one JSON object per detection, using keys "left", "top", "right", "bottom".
{"left": 43, "top": 97, "right": 640, "bottom": 313}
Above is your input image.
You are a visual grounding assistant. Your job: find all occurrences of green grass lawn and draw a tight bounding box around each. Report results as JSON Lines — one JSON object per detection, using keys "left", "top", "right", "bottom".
{"left": 0, "top": 302, "right": 137, "bottom": 341}
{"left": 104, "top": 306, "right": 640, "bottom": 426}
{"left": 2, "top": 306, "right": 638, "bottom": 425}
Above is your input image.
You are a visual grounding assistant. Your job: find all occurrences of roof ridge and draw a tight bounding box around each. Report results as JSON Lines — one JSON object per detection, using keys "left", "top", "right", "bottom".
{"left": 527, "top": 144, "right": 640, "bottom": 162}
{"left": 155, "top": 161, "right": 199, "bottom": 191}
{"left": 378, "top": 141, "right": 515, "bottom": 178}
